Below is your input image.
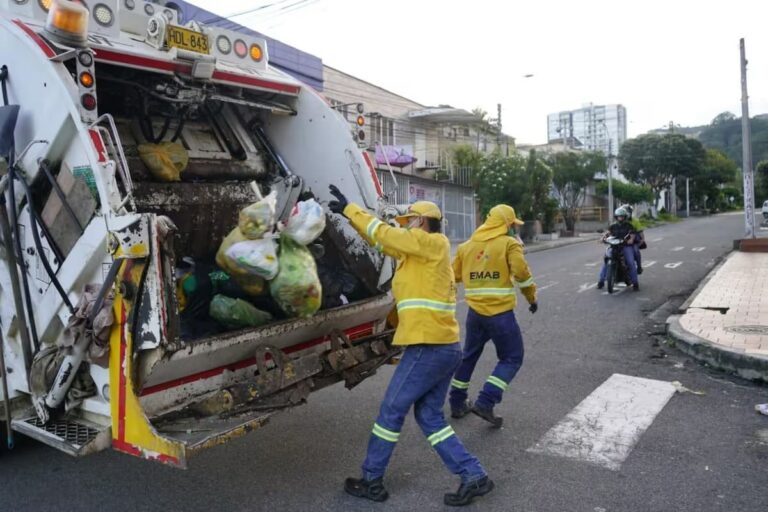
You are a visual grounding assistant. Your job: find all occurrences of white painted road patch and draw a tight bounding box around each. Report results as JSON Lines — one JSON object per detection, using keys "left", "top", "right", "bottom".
{"left": 664, "top": 262, "right": 683, "bottom": 269}
{"left": 578, "top": 283, "right": 598, "bottom": 293}
{"left": 643, "top": 260, "right": 657, "bottom": 268}
{"left": 671, "top": 246, "right": 685, "bottom": 252}
{"left": 527, "top": 374, "right": 677, "bottom": 470}
{"left": 692, "top": 247, "right": 706, "bottom": 252}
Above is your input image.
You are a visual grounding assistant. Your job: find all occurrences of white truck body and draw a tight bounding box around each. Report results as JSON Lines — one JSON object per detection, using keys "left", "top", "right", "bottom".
{"left": 0, "top": 0, "right": 396, "bottom": 467}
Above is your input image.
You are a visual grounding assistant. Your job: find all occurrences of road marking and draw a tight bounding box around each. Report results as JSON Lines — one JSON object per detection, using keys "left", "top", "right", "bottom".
{"left": 585, "top": 262, "right": 600, "bottom": 267}
{"left": 671, "top": 246, "right": 685, "bottom": 252}
{"left": 538, "top": 281, "right": 559, "bottom": 291}
{"left": 651, "top": 237, "right": 664, "bottom": 242}
{"left": 578, "top": 283, "right": 598, "bottom": 293}
{"left": 692, "top": 247, "right": 706, "bottom": 252}
{"left": 664, "top": 262, "right": 683, "bottom": 269}
{"left": 603, "top": 285, "right": 628, "bottom": 295}
{"left": 527, "top": 374, "right": 677, "bottom": 470}
{"left": 643, "top": 260, "right": 657, "bottom": 268}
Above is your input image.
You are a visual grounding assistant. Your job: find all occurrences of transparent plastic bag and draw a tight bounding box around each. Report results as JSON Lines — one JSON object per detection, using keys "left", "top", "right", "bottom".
{"left": 224, "top": 238, "right": 279, "bottom": 280}
{"left": 216, "top": 228, "right": 266, "bottom": 295}
{"left": 270, "top": 236, "right": 322, "bottom": 317}
{"left": 209, "top": 294, "right": 273, "bottom": 330}
{"left": 239, "top": 191, "right": 277, "bottom": 240}
{"left": 283, "top": 199, "right": 326, "bottom": 245}
{"left": 138, "top": 142, "right": 189, "bottom": 182}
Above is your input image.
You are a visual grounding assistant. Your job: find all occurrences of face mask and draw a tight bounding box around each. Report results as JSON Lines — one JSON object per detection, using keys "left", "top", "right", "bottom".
{"left": 407, "top": 217, "right": 422, "bottom": 230}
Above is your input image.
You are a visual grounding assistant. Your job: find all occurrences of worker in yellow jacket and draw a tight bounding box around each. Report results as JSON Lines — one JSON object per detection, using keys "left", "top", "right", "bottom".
{"left": 449, "top": 204, "right": 538, "bottom": 427}
{"left": 328, "top": 185, "right": 493, "bottom": 507}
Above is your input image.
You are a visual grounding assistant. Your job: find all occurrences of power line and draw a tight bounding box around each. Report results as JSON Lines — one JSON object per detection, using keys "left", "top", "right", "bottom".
{"left": 198, "top": 0, "right": 296, "bottom": 25}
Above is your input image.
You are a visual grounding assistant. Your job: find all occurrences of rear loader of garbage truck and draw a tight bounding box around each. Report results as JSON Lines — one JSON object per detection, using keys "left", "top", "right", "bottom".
{"left": 0, "top": 3, "right": 398, "bottom": 467}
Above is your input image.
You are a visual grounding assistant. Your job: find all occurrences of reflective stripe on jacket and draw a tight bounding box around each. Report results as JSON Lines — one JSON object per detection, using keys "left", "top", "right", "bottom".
{"left": 453, "top": 235, "right": 537, "bottom": 316}
{"left": 344, "top": 203, "right": 459, "bottom": 345}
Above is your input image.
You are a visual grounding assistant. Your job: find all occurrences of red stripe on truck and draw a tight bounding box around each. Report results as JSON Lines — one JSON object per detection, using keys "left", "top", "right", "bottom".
{"left": 12, "top": 19, "right": 56, "bottom": 58}
{"left": 362, "top": 151, "right": 383, "bottom": 197}
{"left": 139, "top": 322, "right": 376, "bottom": 396}
{"left": 93, "top": 49, "right": 300, "bottom": 95}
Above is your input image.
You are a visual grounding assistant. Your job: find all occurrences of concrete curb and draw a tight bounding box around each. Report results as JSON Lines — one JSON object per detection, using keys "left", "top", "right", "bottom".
{"left": 666, "top": 315, "right": 768, "bottom": 383}
{"left": 523, "top": 235, "right": 600, "bottom": 255}
{"left": 676, "top": 253, "right": 730, "bottom": 313}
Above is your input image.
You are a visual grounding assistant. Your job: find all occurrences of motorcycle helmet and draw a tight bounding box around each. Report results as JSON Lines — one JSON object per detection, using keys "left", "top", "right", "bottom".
{"left": 621, "top": 204, "right": 634, "bottom": 219}
{"left": 614, "top": 206, "right": 629, "bottom": 220}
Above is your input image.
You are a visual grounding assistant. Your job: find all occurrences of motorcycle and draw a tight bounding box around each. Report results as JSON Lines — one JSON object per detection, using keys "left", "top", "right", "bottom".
{"left": 603, "top": 235, "right": 634, "bottom": 294}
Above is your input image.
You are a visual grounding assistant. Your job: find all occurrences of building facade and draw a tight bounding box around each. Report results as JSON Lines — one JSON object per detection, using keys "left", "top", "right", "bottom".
{"left": 547, "top": 104, "right": 627, "bottom": 156}
{"left": 323, "top": 66, "right": 513, "bottom": 240}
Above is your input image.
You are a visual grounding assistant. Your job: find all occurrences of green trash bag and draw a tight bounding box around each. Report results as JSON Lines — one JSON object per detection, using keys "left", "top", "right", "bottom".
{"left": 209, "top": 294, "right": 273, "bottom": 330}
{"left": 270, "top": 236, "right": 322, "bottom": 318}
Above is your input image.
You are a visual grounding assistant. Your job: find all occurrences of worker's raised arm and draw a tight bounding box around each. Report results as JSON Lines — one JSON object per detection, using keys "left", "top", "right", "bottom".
{"left": 507, "top": 241, "right": 537, "bottom": 304}
{"left": 343, "top": 203, "right": 432, "bottom": 258}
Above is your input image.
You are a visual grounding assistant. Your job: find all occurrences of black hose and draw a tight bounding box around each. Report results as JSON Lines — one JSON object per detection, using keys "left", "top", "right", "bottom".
{"left": 0, "top": 65, "right": 8, "bottom": 106}
{"left": 170, "top": 111, "right": 186, "bottom": 142}
{"left": 16, "top": 175, "right": 75, "bottom": 314}
{"left": 7, "top": 154, "right": 39, "bottom": 353}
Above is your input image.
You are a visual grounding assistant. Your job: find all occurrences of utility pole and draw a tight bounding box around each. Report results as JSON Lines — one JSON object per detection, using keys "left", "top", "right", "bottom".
{"left": 686, "top": 178, "right": 690, "bottom": 217}
{"left": 607, "top": 138, "right": 614, "bottom": 218}
{"left": 496, "top": 103, "right": 502, "bottom": 148}
{"left": 740, "top": 38, "right": 756, "bottom": 239}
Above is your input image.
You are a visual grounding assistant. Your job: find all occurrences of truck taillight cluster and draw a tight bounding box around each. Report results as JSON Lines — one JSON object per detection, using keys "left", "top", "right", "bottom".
{"left": 76, "top": 49, "right": 98, "bottom": 122}
{"left": 214, "top": 33, "right": 265, "bottom": 64}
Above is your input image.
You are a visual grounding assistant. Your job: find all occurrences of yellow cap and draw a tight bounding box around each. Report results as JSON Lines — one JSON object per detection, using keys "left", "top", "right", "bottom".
{"left": 395, "top": 201, "right": 442, "bottom": 226}
{"left": 489, "top": 204, "right": 524, "bottom": 226}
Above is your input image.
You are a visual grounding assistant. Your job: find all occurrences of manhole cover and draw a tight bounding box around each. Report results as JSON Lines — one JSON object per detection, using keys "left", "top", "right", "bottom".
{"left": 725, "top": 325, "right": 768, "bottom": 335}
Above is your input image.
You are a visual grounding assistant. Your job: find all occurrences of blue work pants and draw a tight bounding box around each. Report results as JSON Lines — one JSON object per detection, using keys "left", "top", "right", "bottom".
{"left": 449, "top": 309, "right": 525, "bottom": 410}
{"left": 361, "top": 343, "right": 487, "bottom": 483}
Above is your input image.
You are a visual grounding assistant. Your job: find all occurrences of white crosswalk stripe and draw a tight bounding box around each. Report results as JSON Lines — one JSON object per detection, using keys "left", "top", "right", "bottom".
{"left": 643, "top": 260, "right": 657, "bottom": 268}
{"left": 664, "top": 261, "right": 683, "bottom": 269}
{"left": 527, "top": 374, "right": 677, "bottom": 470}
{"left": 671, "top": 246, "right": 685, "bottom": 252}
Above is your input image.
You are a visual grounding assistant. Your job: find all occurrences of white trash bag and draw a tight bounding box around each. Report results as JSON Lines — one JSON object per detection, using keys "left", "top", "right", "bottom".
{"left": 283, "top": 199, "right": 326, "bottom": 245}
{"left": 224, "top": 238, "right": 279, "bottom": 280}
{"left": 239, "top": 190, "right": 277, "bottom": 240}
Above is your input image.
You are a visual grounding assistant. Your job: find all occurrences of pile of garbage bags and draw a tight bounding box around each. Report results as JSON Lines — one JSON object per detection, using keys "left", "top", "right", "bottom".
{"left": 177, "top": 185, "right": 331, "bottom": 336}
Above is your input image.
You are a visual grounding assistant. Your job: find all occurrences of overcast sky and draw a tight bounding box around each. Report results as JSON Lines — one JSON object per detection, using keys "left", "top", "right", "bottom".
{"left": 191, "top": 0, "right": 768, "bottom": 144}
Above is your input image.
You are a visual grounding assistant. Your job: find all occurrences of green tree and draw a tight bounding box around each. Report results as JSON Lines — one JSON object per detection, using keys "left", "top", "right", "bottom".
{"left": 526, "top": 149, "right": 553, "bottom": 224}
{"left": 619, "top": 133, "right": 706, "bottom": 214}
{"left": 676, "top": 149, "right": 738, "bottom": 211}
{"left": 548, "top": 151, "right": 605, "bottom": 232}
{"left": 755, "top": 160, "right": 768, "bottom": 204}
{"left": 697, "top": 115, "right": 768, "bottom": 168}
{"left": 595, "top": 181, "right": 653, "bottom": 206}
{"left": 475, "top": 152, "right": 529, "bottom": 218}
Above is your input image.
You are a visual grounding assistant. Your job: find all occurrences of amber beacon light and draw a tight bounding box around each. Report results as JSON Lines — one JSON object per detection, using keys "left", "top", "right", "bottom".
{"left": 45, "top": 0, "right": 89, "bottom": 46}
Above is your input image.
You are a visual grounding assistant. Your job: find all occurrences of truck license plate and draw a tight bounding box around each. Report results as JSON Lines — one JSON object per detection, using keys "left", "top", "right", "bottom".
{"left": 166, "top": 25, "right": 209, "bottom": 55}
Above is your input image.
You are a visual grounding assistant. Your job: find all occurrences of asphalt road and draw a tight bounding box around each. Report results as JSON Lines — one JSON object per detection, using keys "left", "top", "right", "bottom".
{"left": 2, "top": 213, "right": 767, "bottom": 512}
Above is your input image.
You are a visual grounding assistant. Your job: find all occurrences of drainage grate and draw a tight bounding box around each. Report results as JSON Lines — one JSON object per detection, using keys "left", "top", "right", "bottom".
{"left": 725, "top": 325, "right": 768, "bottom": 335}
{"left": 24, "top": 417, "right": 100, "bottom": 447}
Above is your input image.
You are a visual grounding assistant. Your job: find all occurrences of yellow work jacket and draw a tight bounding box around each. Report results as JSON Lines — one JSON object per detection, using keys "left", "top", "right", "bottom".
{"left": 453, "top": 235, "right": 537, "bottom": 316}
{"left": 344, "top": 204, "right": 459, "bottom": 345}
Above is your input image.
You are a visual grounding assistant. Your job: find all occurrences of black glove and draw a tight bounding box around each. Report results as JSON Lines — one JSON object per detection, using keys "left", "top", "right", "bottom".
{"left": 328, "top": 185, "right": 349, "bottom": 215}
{"left": 529, "top": 302, "right": 538, "bottom": 314}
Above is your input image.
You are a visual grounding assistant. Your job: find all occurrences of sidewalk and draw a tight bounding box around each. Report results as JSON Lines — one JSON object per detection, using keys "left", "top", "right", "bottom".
{"left": 451, "top": 232, "right": 601, "bottom": 256}
{"left": 667, "top": 251, "right": 768, "bottom": 383}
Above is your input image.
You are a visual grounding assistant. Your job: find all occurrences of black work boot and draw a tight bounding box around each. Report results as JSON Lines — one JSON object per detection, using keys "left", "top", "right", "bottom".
{"left": 471, "top": 404, "right": 503, "bottom": 428}
{"left": 632, "top": 283, "right": 639, "bottom": 291}
{"left": 597, "top": 281, "right": 604, "bottom": 289}
{"left": 444, "top": 476, "right": 495, "bottom": 506}
{"left": 637, "top": 265, "right": 643, "bottom": 275}
{"left": 451, "top": 399, "right": 473, "bottom": 419}
{"left": 344, "top": 477, "right": 389, "bottom": 502}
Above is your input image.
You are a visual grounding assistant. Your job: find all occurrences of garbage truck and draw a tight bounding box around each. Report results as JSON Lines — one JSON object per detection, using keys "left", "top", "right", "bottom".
{"left": 0, "top": 0, "right": 399, "bottom": 467}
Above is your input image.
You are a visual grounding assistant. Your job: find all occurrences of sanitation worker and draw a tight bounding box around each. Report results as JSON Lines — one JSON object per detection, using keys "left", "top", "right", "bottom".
{"left": 449, "top": 205, "right": 538, "bottom": 427}
{"left": 328, "top": 185, "right": 494, "bottom": 507}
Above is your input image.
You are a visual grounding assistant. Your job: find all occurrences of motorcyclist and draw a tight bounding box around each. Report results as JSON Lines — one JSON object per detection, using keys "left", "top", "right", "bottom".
{"left": 622, "top": 204, "right": 645, "bottom": 274}
{"left": 597, "top": 206, "right": 639, "bottom": 291}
